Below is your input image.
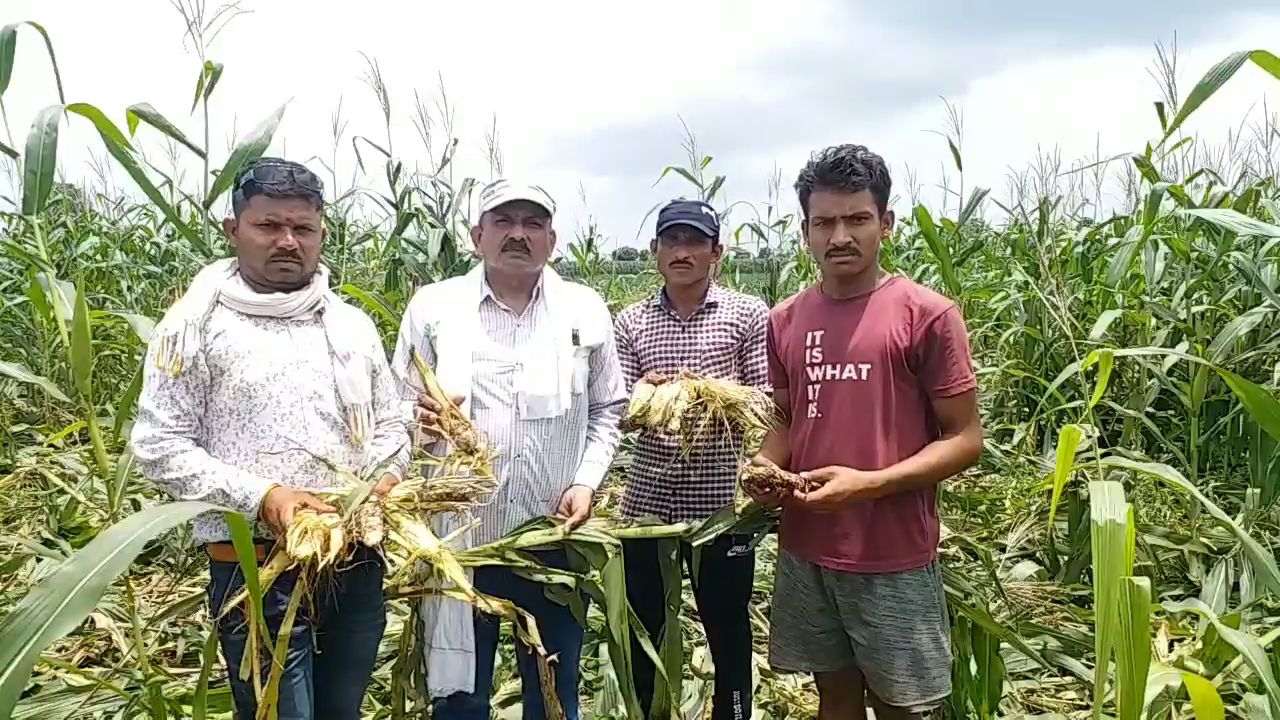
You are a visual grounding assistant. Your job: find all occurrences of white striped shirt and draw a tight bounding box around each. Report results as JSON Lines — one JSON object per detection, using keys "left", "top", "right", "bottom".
{"left": 392, "top": 273, "right": 627, "bottom": 546}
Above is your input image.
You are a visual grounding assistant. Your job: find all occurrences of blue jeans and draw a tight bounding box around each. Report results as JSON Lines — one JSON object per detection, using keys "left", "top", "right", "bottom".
{"left": 207, "top": 545, "right": 387, "bottom": 720}
{"left": 432, "top": 549, "right": 587, "bottom": 720}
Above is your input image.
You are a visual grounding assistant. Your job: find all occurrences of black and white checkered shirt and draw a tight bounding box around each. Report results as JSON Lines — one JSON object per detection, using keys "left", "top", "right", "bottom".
{"left": 613, "top": 284, "right": 770, "bottom": 522}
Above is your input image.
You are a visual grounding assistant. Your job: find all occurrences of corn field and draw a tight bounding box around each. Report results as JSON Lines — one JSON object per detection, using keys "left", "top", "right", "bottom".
{"left": 4, "top": 13, "right": 1280, "bottom": 720}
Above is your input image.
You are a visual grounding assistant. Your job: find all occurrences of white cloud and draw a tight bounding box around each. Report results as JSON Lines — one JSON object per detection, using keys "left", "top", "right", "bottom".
{"left": 3, "top": 0, "right": 1279, "bottom": 253}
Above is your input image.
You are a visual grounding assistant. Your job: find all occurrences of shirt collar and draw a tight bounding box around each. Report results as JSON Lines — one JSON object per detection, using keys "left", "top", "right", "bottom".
{"left": 480, "top": 271, "right": 545, "bottom": 312}
{"left": 653, "top": 282, "right": 724, "bottom": 313}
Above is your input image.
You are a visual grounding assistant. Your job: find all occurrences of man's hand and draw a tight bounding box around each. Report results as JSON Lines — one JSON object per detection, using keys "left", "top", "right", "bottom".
{"left": 554, "top": 485, "right": 595, "bottom": 530}
{"left": 371, "top": 472, "right": 400, "bottom": 498}
{"left": 744, "top": 455, "right": 789, "bottom": 510}
{"left": 415, "top": 392, "right": 466, "bottom": 441}
{"left": 791, "top": 466, "right": 883, "bottom": 511}
{"left": 259, "top": 486, "right": 336, "bottom": 537}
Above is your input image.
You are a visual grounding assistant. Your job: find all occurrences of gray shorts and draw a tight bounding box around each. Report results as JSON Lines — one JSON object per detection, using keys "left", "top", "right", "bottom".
{"left": 768, "top": 549, "right": 951, "bottom": 712}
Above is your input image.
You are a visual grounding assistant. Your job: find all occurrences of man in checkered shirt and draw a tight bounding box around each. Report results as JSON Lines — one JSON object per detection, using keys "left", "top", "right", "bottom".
{"left": 613, "top": 198, "right": 769, "bottom": 720}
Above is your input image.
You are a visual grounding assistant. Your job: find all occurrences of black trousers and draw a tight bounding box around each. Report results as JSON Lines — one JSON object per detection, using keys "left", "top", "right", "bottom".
{"left": 623, "top": 534, "right": 756, "bottom": 720}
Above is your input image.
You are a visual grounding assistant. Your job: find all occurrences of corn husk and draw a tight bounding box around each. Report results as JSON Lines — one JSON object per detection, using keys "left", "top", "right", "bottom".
{"left": 624, "top": 371, "right": 776, "bottom": 459}
{"left": 411, "top": 349, "right": 495, "bottom": 480}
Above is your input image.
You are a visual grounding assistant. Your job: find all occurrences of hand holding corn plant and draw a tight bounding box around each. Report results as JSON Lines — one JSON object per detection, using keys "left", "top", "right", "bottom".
{"left": 624, "top": 370, "right": 777, "bottom": 455}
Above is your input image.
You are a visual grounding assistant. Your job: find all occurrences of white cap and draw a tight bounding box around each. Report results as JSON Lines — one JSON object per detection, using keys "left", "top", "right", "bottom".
{"left": 478, "top": 178, "right": 556, "bottom": 217}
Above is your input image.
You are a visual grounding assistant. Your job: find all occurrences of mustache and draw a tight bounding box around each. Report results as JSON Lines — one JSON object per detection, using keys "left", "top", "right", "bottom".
{"left": 826, "top": 246, "right": 860, "bottom": 258}
{"left": 668, "top": 259, "right": 693, "bottom": 267}
{"left": 501, "top": 239, "right": 531, "bottom": 253}
{"left": 269, "top": 251, "right": 302, "bottom": 262}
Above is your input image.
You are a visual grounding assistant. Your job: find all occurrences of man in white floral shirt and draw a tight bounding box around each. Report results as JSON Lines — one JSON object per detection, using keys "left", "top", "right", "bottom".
{"left": 131, "top": 157, "right": 410, "bottom": 720}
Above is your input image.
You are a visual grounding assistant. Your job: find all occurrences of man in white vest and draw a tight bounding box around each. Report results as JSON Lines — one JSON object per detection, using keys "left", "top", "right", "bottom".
{"left": 391, "top": 178, "right": 627, "bottom": 720}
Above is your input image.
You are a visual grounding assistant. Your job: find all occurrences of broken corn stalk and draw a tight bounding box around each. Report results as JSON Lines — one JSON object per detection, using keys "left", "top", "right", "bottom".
{"left": 412, "top": 348, "right": 495, "bottom": 481}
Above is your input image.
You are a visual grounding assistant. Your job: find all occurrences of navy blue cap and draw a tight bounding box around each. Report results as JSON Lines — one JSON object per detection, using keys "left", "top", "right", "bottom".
{"left": 656, "top": 199, "right": 720, "bottom": 240}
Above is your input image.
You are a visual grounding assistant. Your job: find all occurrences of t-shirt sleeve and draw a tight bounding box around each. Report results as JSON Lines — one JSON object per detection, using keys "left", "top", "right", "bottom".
{"left": 915, "top": 306, "right": 977, "bottom": 398}
{"left": 766, "top": 313, "right": 789, "bottom": 390}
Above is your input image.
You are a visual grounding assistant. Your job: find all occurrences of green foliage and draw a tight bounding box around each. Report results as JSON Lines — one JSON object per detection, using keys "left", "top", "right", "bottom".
{"left": 4, "top": 20, "right": 1280, "bottom": 720}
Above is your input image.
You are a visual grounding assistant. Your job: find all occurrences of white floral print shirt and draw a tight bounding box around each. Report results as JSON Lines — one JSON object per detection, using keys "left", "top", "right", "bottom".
{"left": 131, "top": 304, "right": 411, "bottom": 544}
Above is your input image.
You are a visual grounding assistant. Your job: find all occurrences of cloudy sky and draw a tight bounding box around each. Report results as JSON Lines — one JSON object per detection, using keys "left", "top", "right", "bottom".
{"left": 3, "top": 0, "right": 1280, "bottom": 253}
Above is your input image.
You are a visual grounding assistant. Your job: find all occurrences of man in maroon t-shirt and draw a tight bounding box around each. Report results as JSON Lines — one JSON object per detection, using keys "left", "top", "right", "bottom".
{"left": 749, "top": 144, "right": 983, "bottom": 719}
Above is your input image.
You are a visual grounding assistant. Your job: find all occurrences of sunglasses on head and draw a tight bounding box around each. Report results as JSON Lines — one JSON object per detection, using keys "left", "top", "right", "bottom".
{"left": 235, "top": 161, "right": 323, "bottom": 196}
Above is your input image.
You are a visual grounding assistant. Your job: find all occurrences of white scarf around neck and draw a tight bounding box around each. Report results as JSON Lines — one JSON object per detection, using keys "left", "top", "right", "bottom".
{"left": 150, "top": 257, "right": 374, "bottom": 445}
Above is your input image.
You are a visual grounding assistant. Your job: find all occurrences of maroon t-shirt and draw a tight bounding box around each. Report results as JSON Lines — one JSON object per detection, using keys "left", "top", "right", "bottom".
{"left": 766, "top": 275, "right": 977, "bottom": 573}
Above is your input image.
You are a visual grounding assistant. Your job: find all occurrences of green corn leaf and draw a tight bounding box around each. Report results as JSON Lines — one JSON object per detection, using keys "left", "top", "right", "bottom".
{"left": 0, "top": 360, "right": 70, "bottom": 403}
{"left": 224, "top": 511, "right": 271, "bottom": 668}
{"left": 914, "top": 204, "right": 960, "bottom": 297}
{"left": 191, "top": 626, "right": 220, "bottom": 720}
{"left": 1089, "top": 350, "right": 1114, "bottom": 410}
{"left": 0, "top": 139, "right": 16, "bottom": 160}
{"left": 1162, "top": 50, "right": 1280, "bottom": 143}
{"left": 112, "top": 361, "right": 144, "bottom": 443}
{"left": 337, "top": 283, "right": 398, "bottom": 327}
{"left": 1216, "top": 368, "right": 1280, "bottom": 445}
{"left": 1100, "top": 457, "right": 1280, "bottom": 597}
{"left": 125, "top": 103, "right": 205, "bottom": 159}
{"left": 600, "top": 551, "right": 645, "bottom": 718}
{"left": 1047, "top": 424, "right": 1087, "bottom": 531}
{"left": 190, "top": 60, "right": 225, "bottom": 114}
{"left": 21, "top": 105, "right": 61, "bottom": 217}
{"left": 1048, "top": 346, "right": 1280, "bottom": 446}
{"left": 947, "top": 138, "right": 963, "bottom": 172}
{"left": 1088, "top": 309, "right": 1124, "bottom": 342}
{"left": 64, "top": 103, "right": 207, "bottom": 254}
{"left": 1115, "top": 576, "right": 1152, "bottom": 720}
{"left": 112, "top": 312, "right": 156, "bottom": 343}
{"left": 203, "top": 61, "right": 223, "bottom": 101}
{"left": 1226, "top": 251, "right": 1280, "bottom": 312}
{"left": 1184, "top": 207, "right": 1280, "bottom": 239}
{"left": 69, "top": 282, "right": 92, "bottom": 400}
{"left": 204, "top": 103, "right": 289, "bottom": 211}
{"left": 1106, "top": 229, "right": 1144, "bottom": 289}
{"left": 0, "top": 501, "right": 225, "bottom": 718}
{"left": 0, "top": 22, "right": 65, "bottom": 102}
{"left": 0, "top": 25, "right": 14, "bottom": 97}
{"left": 191, "top": 66, "right": 206, "bottom": 115}
{"left": 1090, "top": 480, "right": 1132, "bottom": 719}
{"left": 1207, "top": 305, "right": 1270, "bottom": 365}
{"left": 1180, "top": 670, "right": 1226, "bottom": 720}
{"left": 1145, "top": 664, "right": 1226, "bottom": 720}
{"left": 1163, "top": 598, "right": 1280, "bottom": 718}
{"left": 651, "top": 538, "right": 683, "bottom": 720}
{"left": 973, "top": 621, "right": 1005, "bottom": 717}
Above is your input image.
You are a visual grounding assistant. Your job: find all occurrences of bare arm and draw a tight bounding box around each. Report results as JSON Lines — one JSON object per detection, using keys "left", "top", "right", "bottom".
{"left": 796, "top": 306, "right": 982, "bottom": 508}
{"left": 799, "top": 390, "right": 981, "bottom": 504}
{"left": 874, "top": 389, "right": 982, "bottom": 492}
{"left": 755, "top": 387, "right": 792, "bottom": 469}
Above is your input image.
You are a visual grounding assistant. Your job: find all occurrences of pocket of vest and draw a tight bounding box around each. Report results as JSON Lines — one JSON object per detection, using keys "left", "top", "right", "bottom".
{"left": 571, "top": 347, "right": 592, "bottom": 394}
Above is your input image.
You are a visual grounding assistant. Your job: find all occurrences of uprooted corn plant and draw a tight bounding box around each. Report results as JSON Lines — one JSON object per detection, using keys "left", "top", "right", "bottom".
{"left": 6, "top": 17, "right": 1280, "bottom": 720}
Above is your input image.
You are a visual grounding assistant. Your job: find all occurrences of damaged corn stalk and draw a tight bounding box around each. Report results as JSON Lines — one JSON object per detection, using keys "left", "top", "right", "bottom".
{"left": 411, "top": 349, "right": 496, "bottom": 481}
{"left": 625, "top": 370, "right": 776, "bottom": 458}
{"left": 218, "top": 344, "right": 508, "bottom": 716}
